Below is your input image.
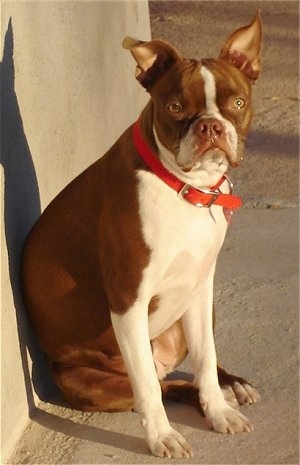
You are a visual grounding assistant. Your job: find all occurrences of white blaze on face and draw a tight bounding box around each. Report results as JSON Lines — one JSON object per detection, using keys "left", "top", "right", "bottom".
{"left": 200, "top": 65, "right": 219, "bottom": 114}
{"left": 200, "top": 65, "right": 238, "bottom": 153}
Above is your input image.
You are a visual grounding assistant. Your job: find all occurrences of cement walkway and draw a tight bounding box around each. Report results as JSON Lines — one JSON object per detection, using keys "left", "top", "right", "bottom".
{"left": 7, "top": 1, "right": 299, "bottom": 464}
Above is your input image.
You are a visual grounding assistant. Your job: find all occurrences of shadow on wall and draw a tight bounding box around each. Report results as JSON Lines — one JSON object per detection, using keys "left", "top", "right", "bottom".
{"left": 1, "top": 18, "right": 58, "bottom": 412}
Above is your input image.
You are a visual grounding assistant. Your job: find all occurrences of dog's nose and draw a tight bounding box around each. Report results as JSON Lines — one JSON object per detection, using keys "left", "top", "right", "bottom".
{"left": 195, "top": 118, "right": 224, "bottom": 142}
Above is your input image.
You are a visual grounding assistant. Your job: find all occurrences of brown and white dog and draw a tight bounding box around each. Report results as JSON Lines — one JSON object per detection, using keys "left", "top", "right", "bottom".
{"left": 22, "top": 13, "right": 262, "bottom": 459}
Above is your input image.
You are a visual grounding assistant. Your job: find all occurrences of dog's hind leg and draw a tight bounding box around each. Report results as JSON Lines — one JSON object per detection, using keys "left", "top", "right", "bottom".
{"left": 50, "top": 362, "right": 134, "bottom": 412}
{"left": 151, "top": 319, "right": 188, "bottom": 379}
{"left": 217, "top": 365, "right": 261, "bottom": 407}
{"left": 161, "top": 379, "right": 201, "bottom": 412}
{"left": 151, "top": 320, "right": 259, "bottom": 411}
{"left": 151, "top": 321, "right": 201, "bottom": 412}
{"left": 160, "top": 369, "right": 260, "bottom": 412}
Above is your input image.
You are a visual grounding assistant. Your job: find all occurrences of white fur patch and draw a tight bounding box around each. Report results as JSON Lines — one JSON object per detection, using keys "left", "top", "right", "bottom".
{"left": 136, "top": 170, "right": 227, "bottom": 339}
{"left": 200, "top": 65, "right": 238, "bottom": 154}
{"left": 200, "top": 65, "right": 219, "bottom": 114}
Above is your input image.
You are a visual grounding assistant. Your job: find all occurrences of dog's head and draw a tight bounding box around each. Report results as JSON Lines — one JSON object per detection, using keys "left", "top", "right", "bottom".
{"left": 123, "top": 13, "right": 262, "bottom": 176}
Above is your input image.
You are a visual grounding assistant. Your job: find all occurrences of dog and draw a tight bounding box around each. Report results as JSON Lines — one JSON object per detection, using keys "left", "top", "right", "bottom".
{"left": 22, "top": 12, "right": 262, "bottom": 458}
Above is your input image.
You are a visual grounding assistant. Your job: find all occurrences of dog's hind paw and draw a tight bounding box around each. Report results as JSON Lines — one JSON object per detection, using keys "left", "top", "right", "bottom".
{"left": 221, "top": 381, "right": 260, "bottom": 408}
{"left": 231, "top": 381, "right": 261, "bottom": 406}
{"left": 217, "top": 366, "right": 261, "bottom": 406}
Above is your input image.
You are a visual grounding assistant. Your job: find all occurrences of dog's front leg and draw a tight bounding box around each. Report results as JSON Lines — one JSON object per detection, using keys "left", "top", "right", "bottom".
{"left": 182, "top": 270, "right": 254, "bottom": 434}
{"left": 111, "top": 305, "right": 193, "bottom": 458}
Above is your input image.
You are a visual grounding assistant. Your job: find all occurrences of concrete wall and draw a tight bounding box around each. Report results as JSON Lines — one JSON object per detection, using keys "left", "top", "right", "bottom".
{"left": 1, "top": 1, "right": 150, "bottom": 461}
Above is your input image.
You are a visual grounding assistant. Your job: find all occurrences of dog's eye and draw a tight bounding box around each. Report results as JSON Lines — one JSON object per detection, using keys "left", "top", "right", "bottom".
{"left": 167, "top": 102, "right": 182, "bottom": 113}
{"left": 233, "top": 98, "right": 246, "bottom": 110}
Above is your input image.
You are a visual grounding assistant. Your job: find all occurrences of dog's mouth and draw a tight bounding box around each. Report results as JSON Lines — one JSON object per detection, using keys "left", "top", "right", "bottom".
{"left": 204, "top": 148, "right": 229, "bottom": 166}
{"left": 175, "top": 128, "right": 242, "bottom": 171}
{"left": 175, "top": 118, "right": 245, "bottom": 170}
{"left": 204, "top": 146, "right": 242, "bottom": 168}
{"left": 179, "top": 146, "right": 240, "bottom": 172}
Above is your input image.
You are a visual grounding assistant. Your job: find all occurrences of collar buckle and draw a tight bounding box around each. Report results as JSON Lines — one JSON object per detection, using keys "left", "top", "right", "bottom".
{"left": 178, "top": 183, "right": 220, "bottom": 208}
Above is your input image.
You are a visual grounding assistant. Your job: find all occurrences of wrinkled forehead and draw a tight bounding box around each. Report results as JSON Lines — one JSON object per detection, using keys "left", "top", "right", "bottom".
{"left": 201, "top": 58, "right": 252, "bottom": 96}
{"left": 153, "top": 59, "right": 202, "bottom": 94}
{"left": 152, "top": 57, "right": 251, "bottom": 103}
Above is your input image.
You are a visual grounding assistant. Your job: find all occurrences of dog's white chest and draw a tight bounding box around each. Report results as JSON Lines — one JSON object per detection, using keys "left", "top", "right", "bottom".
{"left": 137, "top": 171, "right": 228, "bottom": 338}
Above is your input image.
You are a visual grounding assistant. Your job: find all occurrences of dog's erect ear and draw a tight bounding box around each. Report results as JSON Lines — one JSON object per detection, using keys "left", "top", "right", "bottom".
{"left": 123, "top": 37, "right": 182, "bottom": 89}
{"left": 219, "top": 11, "right": 262, "bottom": 82}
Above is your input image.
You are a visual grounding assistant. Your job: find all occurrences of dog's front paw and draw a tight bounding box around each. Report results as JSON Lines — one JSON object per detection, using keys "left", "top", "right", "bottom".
{"left": 148, "top": 428, "right": 193, "bottom": 459}
{"left": 206, "top": 406, "right": 254, "bottom": 434}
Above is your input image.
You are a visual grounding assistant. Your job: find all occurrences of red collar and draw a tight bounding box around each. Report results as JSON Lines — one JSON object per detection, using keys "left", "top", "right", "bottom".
{"left": 133, "top": 119, "right": 242, "bottom": 210}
